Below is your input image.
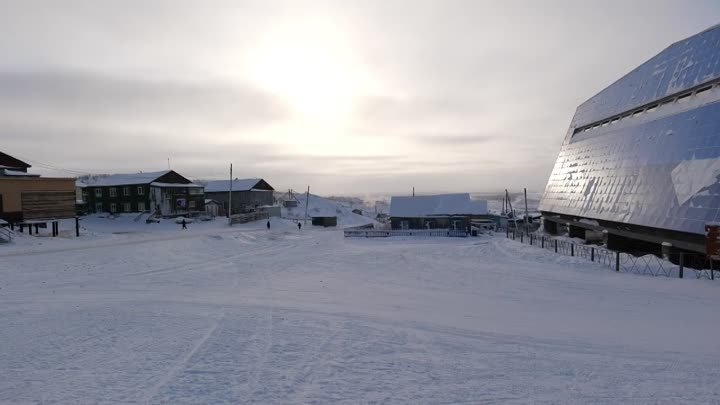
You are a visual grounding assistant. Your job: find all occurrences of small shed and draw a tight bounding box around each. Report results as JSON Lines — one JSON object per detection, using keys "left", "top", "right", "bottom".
{"left": 205, "top": 199, "right": 222, "bottom": 217}
{"left": 312, "top": 216, "right": 337, "bottom": 227}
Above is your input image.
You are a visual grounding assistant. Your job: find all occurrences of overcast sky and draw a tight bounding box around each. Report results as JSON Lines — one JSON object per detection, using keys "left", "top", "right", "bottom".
{"left": 2, "top": 0, "right": 720, "bottom": 195}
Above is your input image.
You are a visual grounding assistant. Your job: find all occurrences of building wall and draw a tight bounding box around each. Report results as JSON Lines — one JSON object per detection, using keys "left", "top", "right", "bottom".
{"left": 205, "top": 190, "right": 274, "bottom": 215}
{"left": 0, "top": 177, "right": 76, "bottom": 222}
{"left": 390, "top": 216, "right": 489, "bottom": 230}
{"left": 84, "top": 185, "right": 151, "bottom": 213}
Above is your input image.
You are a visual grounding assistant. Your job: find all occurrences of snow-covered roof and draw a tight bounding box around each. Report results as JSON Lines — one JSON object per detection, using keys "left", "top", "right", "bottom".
{"left": 205, "top": 178, "right": 267, "bottom": 192}
{"left": 80, "top": 171, "right": 171, "bottom": 187}
{"left": 150, "top": 182, "right": 203, "bottom": 188}
{"left": 389, "top": 194, "right": 488, "bottom": 217}
{"left": 1, "top": 169, "right": 40, "bottom": 177}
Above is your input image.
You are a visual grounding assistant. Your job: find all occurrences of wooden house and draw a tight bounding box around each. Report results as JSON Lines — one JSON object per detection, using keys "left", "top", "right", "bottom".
{"left": 0, "top": 151, "right": 75, "bottom": 223}
{"left": 389, "top": 193, "right": 488, "bottom": 230}
{"left": 79, "top": 170, "right": 204, "bottom": 216}
{"left": 204, "top": 178, "right": 274, "bottom": 215}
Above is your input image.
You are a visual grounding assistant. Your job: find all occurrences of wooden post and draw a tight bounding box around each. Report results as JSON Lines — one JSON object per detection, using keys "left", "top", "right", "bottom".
{"left": 541, "top": 236, "right": 545, "bottom": 248}
{"left": 712, "top": 258, "right": 715, "bottom": 280}
{"left": 591, "top": 247, "right": 595, "bottom": 262}
{"left": 228, "top": 163, "right": 233, "bottom": 219}
{"left": 555, "top": 240, "right": 558, "bottom": 253}
{"left": 520, "top": 232, "right": 523, "bottom": 243}
{"left": 615, "top": 252, "right": 620, "bottom": 272}
{"left": 523, "top": 187, "right": 529, "bottom": 234}
{"left": 678, "top": 253, "right": 684, "bottom": 279}
{"left": 75, "top": 217, "right": 80, "bottom": 237}
{"left": 571, "top": 244, "right": 574, "bottom": 257}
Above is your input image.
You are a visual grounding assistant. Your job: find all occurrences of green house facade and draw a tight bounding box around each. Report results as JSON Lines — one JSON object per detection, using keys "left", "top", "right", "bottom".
{"left": 79, "top": 170, "right": 204, "bottom": 216}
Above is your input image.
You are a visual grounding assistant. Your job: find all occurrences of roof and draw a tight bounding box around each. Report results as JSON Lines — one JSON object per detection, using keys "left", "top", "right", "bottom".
{"left": 150, "top": 182, "right": 203, "bottom": 188}
{"left": 573, "top": 24, "right": 720, "bottom": 128}
{"left": 80, "top": 171, "right": 171, "bottom": 187}
{"left": 204, "top": 178, "right": 273, "bottom": 193}
{"left": 0, "top": 151, "right": 31, "bottom": 170}
{"left": 1, "top": 169, "right": 40, "bottom": 177}
{"left": 389, "top": 194, "right": 488, "bottom": 217}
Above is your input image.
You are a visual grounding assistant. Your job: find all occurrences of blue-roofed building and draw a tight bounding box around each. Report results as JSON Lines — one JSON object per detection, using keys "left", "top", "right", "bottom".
{"left": 539, "top": 24, "right": 720, "bottom": 254}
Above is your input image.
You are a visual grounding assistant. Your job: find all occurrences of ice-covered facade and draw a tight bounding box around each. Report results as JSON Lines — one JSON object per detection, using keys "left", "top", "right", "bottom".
{"left": 539, "top": 25, "right": 720, "bottom": 253}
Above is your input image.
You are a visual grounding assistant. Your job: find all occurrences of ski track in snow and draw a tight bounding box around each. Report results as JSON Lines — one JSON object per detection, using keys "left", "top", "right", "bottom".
{"left": 1, "top": 226, "right": 720, "bottom": 404}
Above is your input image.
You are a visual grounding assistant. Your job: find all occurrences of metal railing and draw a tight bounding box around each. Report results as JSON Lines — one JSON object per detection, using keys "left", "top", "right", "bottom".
{"left": 345, "top": 229, "right": 469, "bottom": 238}
{"left": 0, "top": 227, "right": 13, "bottom": 243}
{"left": 506, "top": 229, "right": 716, "bottom": 280}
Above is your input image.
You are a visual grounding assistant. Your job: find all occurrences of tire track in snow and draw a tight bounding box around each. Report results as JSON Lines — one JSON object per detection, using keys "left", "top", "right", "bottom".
{"left": 141, "top": 312, "right": 226, "bottom": 405}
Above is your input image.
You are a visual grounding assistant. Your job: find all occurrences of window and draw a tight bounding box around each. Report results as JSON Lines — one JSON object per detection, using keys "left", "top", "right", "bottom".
{"left": 137, "top": 186, "right": 144, "bottom": 195}
{"left": 677, "top": 92, "right": 692, "bottom": 103}
{"left": 188, "top": 188, "right": 203, "bottom": 195}
{"left": 95, "top": 202, "right": 103, "bottom": 212}
{"left": 123, "top": 186, "right": 130, "bottom": 196}
{"left": 94, "top": 188, "right": 102, "bottom": 198}
{"left": 109, "top": 188, "right": 117, "bottom": 197}
{"left": 123, "top": 202, "right": 131, "bottom": 212}
{"left": 189, "top": 200, "right": 196, "bottom": 209}
{"left": 138, "top": 202, "right": 146, "bottom": 212}
{"left": 696, "top": 85, "right": 713, "bottom": 97}
{"left": 110, "top": 203, "right": 117, "bottom": 213}
{"left": 82, "top": 189, "right": 89, "bottom": 199}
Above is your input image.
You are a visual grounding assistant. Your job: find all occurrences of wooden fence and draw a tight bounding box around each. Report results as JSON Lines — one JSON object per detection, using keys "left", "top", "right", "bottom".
{"left": 229, "top": 211, "right": 269, "bottom": 225}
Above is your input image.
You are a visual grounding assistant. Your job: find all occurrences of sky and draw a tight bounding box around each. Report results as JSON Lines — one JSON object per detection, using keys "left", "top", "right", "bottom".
{"left": 2, "top": 0, "right": 720, "bottom": 195}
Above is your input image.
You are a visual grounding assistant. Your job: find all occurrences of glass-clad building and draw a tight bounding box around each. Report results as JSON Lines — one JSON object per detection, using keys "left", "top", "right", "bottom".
{"left": 539, "top": 24, "right": 720, "bottom": 253}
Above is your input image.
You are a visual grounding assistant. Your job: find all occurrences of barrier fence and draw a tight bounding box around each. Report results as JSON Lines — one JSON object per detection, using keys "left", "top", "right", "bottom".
{"left": 229, "top": 212, "right": 270, "bottom": 226}
{"left": 506, "top": 229, "right": 716, "bottom": 280}
{"left": 344, "top": 229, "right": 469, "bottom": 238}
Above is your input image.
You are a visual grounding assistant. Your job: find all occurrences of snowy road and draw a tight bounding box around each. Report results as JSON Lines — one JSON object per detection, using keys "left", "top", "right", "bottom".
{"left": 1, "top": 225, "right": 720, "bottom": 404}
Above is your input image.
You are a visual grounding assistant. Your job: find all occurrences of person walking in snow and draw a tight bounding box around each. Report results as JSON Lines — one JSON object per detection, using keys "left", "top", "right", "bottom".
{"left": 181, "top": 218, "right": 187, "bottom": 230}
{"left": 297, "top": 222, "right": 302, "bottom": 231}
{"left": 266, "top": 220, "right": 271, "bottom": 230}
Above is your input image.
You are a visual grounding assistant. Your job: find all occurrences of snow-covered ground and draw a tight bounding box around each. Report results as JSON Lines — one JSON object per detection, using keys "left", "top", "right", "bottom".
{"left": 281, "top": 193, "right": 375, "bottom": 228}
{"left": 1, "top": 222, "right": 719, "bottom": 404}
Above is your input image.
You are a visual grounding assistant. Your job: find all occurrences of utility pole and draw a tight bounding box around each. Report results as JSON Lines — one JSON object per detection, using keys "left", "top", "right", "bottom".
{"left": 228, "top": 163, "right": 233, "bottom": 219}
{"left": 304, "top": 186, "right": 310, "bottom": 226}
{"left": 412, "top": 187, "right": 415, "bottom": 197}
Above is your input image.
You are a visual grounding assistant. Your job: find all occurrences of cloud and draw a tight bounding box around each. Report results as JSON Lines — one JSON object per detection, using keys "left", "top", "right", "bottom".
{"left": 0, "top": 70, "right": 288, "bottom": 134}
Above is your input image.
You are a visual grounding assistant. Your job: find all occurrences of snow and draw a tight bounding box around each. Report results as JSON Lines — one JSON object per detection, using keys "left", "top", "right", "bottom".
{"left": 80, "top": 170, "right": 171, "bottom": 187}
{"left": 389, "top": 193, "right": 488, "bottom": 217}
{"left": 1, "top": 221, "right": 720, "bottom": 404}
{"left": 204, "top": 178, "right": 268, "bottom": 193}
{"left": 282, "top": 193, "right": 375, "bottom": 228}
{"left": 671, "top": 157, "right": 720, "bottom": 205}
{"left": 1, "top": 169, "right": 40, "bottom": 177}
{"left": 150, "top": 182, "right": 203, "bottom": 188}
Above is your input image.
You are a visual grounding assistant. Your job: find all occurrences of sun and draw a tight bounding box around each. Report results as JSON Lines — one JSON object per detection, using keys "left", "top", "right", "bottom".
{"left": 245, "top": 20, "right": 370, "bottom": 122}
